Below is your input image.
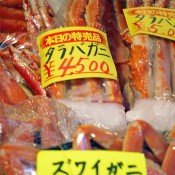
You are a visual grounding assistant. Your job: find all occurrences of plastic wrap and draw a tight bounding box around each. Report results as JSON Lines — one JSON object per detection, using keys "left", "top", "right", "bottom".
{"left": 0, "top": 95, "right": 126, "bottom": 148}
{"left": 115, "top": 0, "right": 175, "bottom": 133}
{"left": 39, "top": 0, "right": 127, "bottom": 129}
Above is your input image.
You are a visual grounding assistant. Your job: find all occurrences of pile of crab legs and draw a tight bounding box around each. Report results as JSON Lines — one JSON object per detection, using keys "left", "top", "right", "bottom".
{"left": 0, "top": 119, "right": 175, "bottom": 175}
{"left": 0, "top": 0, "right": 126, "bottom": 105}
{"left": 124, "top": 0, "right": 175, "bottom": 106}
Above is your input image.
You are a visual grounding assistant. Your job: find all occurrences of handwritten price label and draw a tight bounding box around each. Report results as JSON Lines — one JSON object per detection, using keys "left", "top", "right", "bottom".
{"left": 37, "top": 150, "right": 147, "bottom": 175}
{"left": 37, "top": 27, "right": 117, "bottom": 88}
{"left": 123, "top": 7, "right": 175, "bottom": 40}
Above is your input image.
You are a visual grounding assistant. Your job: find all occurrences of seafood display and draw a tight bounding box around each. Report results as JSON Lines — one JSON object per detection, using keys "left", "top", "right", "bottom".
{"left": 72, "top": 120, "right": 175, "bottom": 175}
{"left": 0, "top": 0, "right": 126, "bottom": 130}
{"left": 0, "top": 120, "right": 175, "bottom": 175}
{"left": 125, "top": 0, "right": 175, "bottom": 132}
{"left": 0, "top": 0, "right": 175, "bottom": 174}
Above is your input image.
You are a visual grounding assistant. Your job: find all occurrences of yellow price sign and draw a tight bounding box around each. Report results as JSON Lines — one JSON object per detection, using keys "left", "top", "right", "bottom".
{"left": 37, "top": 27, "right": 117, "bottom": 88}
{"left": 37, "top": 150, "right": 147, "bottom": 175}
{"left": 123, "top": 7, "right": 175, "bottom": 40}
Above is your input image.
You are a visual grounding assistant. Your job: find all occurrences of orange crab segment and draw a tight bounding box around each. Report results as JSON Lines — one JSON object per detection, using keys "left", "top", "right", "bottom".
{"left": 0, "top": 58, "right": 28, "bottom": 104}
{"left": 73, "top": 124, "right": 123, "bottom": 150}
{"left": 0, "top": 6, "right": 25, "bottom": 20}
{"left": 69, "top": 0, "right": 88, "bottom": 26}
{"left": 123, "top": 120, "right": 168, "bottom": 163}
{"left": 123, "top": 121, "right": 144, "bottom": 152}
{"left": 153, "top": 38, "right": 172, "bottom": 100}
{"left": 129, "top": 35, "right": 154, "bottom": 98}
{"left": 161, "top": 144, "right": 175, "bottom": 175}
{"left": 85, "top": 0, "right": 105, "bottom": 31}
{"left": 38, "top": 0, "right": 55, "bottom": 28}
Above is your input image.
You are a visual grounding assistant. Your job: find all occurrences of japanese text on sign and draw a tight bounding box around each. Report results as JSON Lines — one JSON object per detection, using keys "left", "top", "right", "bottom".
{"left": 37, "top": 27, "right": 117, "bottom": 88}
{"left": 37, "top": 150, "right": 147, "bottom": 175}
{"left": 123, "top": 7, "right": 175, "bottom": 41}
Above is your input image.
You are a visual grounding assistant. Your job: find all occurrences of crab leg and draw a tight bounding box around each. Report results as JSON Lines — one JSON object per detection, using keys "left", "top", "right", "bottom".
{"left": 26, "top": 0, "right": 46, "bottom": 31}
{"left": 161, "top": 143, "right": 175, "bottom": 175}
{"left": 127, "top": 0, "right": 155, "bottom": 98}
{"left": 0, "top": 6, "right": 25, "bottom": 20}
{"left": 0, "top": 18, "right": 27, "bottom": 33}
{"left": 85, "top": 0, "right": 105, "bottom": 31}
{"left": 0, "top": 0, "right": 23, "bottom": 9}
{"left": 9, "top": 46, "right": 47, "bottom": 96}
{"left": 23, "top": 0, "right": 40, "bottom": 53}
{"left": 69, "top": 0, "right": 88, "bottom": 26}
{"left": 64, "top": 0, "right": 74, "bottom": 26}
{"left": 0, "top": 49, "right": 27, "bottom": 84}
{"left": 0, "top": 58, "right": 28, "bottom": 104}
{"left": 73, "top": 124, "right": 123, "bottom": 150}
{"left": 64, "top": 0, "right": 104, "bottom": 101}
{"left": 38, "top": 0, "right": 55, "bottom": 28}
{"left": 103, "top": 0, "right": 129, "bottom": 64}
{"left": 167, "top": 0, "right": 175, "bottom": 99}
{"left": 112, "top": 0, "right": 128, "bottom": 35}
{"left": 86, "top": 0, "right": 123, "bottom": 102}
{"left": 152, "top": 0, "right": 172, "bottom": 100}
{"left": 123, "top": 120, "right": 168, "bottom": 163}
{"left": 103, "top": 0, "right": 129, "bottom": 95}
{"left": 153, "top": 38, "right": 172, "bottom": 100}
{"left": 65, "top": 0, "right": 91, "bottom": 101}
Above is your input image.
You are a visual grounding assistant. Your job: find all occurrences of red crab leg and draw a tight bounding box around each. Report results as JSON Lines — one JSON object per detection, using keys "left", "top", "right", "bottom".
{"left": 69, "top": 0, "right": 88, "bottom": 26}
{"left": 152, "top": 0, "right": 172, "bottom": 100}
{"left": 0, "top": 58, "right": 28, "bottom": 104}
{"left": 38, "top": 0, "right": 55, "bottom": 28}
{"left": 153, "top": 38, "right": 172, "bottom": 100}
{"left": 0, "top": 19, "right": 27, "bottom": 33}
{"left": 127, "top": 0, "right": 155, "bottom": 98}
{"left": 23, "top": 0, "right": 40, "bottom": 53}
{"left": 0, "top": 6, "right": 25, "bottom": 20}
{"left": 102, "top": 0, "right": 129, "bottom": 93}
{"left": 9, "top": 46, "right": 47, "bottom": 96}
{"left": 64, "top": 0, "right": 75, "bottom": 26}
{"left": 103, "top": 0, "right": 129, "bottom": 64}
{"left": 0, "top": 49, "right": 26, "bottom": 84}
{"left": 103, "top": 79, "right": 123, "bottom": 103}
{"left": 112, "top": 0, "right": 131, "bottom": 44}
{"left": 65, "top": 0, "right": 104, "bottom": 101}
{"left": 167, "top": 0, "right": 175, "bottom": 99}
{"left": 65, "top": 0, "right": 91, "bottom": 101}
{"left": 168, "top": 38, "right": 175, "bottom": 100}
{"left": 112, "top": 0, "right": 128, "bottom": 34}
{"left": 161, "top": 144, "right": 175, "bottom": 175}
{"left": 26, "top": 0, "right": 46, "bottom": 31}
{"left": 0, "top": 0, "right": 23, "bottom": 9}
{"left": 73, "top": 124, "right": 123, "bottom": 150}
{"left": 85, "top": 0, "right": 105, "bottom": 31}
{"left": 123, "top": 120, "right": 168, "bottom": 163}
{"left": 86, "top": 0, "right": 123, "bottom": 102}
